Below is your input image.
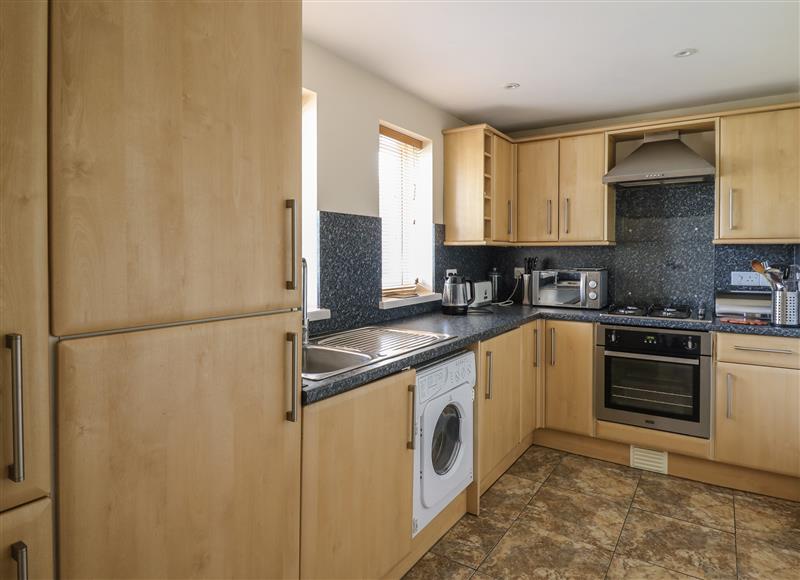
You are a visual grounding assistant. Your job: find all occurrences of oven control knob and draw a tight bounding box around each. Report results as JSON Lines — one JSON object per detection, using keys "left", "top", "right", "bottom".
{"left": 588, "top": 291, "right": 598, "bottom": 300}
{"left": 588, "top": 280, "right": 598, "bottom": 289}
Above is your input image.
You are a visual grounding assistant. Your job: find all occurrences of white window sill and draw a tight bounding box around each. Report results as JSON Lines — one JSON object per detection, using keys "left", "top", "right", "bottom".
{"left": 307, "top": 308, "right": 331, "bottom": 322}
{"left": 379, "top": 293, "right": 442, "bottom": 310}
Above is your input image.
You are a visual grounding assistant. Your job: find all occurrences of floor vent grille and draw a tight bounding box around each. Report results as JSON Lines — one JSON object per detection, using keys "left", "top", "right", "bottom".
{"left": 630, "top": 446, "right": 668, "bottom": 474}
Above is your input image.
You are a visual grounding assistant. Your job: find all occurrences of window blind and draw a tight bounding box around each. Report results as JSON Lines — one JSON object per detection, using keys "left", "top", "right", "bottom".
{"left": 379, "top": 127, "right": 422, "bottom": 290}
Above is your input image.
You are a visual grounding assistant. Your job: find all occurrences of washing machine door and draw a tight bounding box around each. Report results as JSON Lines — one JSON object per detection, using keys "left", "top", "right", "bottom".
{"left": 420, "top": 385, "right": 472, "bottom": 508}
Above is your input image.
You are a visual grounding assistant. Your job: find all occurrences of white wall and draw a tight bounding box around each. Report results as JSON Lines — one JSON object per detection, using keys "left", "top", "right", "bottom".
{"left": 302, "top": 39, "right": 465, "bottom": 223}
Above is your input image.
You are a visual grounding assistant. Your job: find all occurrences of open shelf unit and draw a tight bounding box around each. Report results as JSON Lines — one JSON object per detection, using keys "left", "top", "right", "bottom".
{"left": 483, "top": 131, "right": 493, "bottom": 239}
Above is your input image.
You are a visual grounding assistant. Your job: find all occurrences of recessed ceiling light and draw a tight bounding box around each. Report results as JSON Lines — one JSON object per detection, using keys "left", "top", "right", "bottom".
{"left": 504, "top": 82, "right": 521, "bottom": 90}
{"left": 673, "top": 48, "right": 698, "bottom": 58}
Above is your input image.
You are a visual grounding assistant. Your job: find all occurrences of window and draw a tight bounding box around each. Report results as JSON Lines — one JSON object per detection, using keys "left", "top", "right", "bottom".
{"left": 302, "top": 89, "right": 319, "bottom": 311}
{"left": 379, "top": 124, "right": 432, "bottom": 296}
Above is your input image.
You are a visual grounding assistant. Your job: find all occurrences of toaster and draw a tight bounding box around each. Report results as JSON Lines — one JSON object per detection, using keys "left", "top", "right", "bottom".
{"left": 470, "top": 281, "right": 493, "bottom": 307}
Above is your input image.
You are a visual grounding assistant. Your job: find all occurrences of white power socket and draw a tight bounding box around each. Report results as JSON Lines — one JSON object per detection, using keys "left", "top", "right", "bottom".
{"left": 445, "top": 269, "right": 458, "bottom": 277}
{"left": 514, "top": 267, "right": 525, "bottom": 279}
{"left": 731, "top": 271, "right": 769, "bottom": 287}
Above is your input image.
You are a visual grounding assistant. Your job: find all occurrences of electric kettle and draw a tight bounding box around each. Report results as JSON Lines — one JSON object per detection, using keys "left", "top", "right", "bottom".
{"left": 442, "top": 275, "right": 475, "bottom": 315}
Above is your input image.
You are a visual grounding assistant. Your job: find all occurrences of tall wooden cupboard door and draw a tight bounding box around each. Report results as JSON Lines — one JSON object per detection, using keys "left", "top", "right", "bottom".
{"left": 520, "top": 321, "right": 541, "bottom": 438}
{"left": 558, "top": 134, "right": 607, "bottom": 242}
{"left": 718, "top": 109, "right": 800, "bottom": 241}
{"left": 715, "top": 362, "right": 800, "bottom": 477}
{"left": 0, "top": 498, "right": 53, "bottom": 580}
{"left": 301, "top": 370, "right": 415, "bottom": 579}
{"left": 517, "top": 139, "right": 559, "bottom": 243}
{"left": 58, "top": 313, "right": 302, "bottom": 579}
{"left": 479, "top": 329, "right": 522, "bottom": 486}
{"left": 492, "top": 136, "right": 515, "bottom": 242}
{"left": 50, "top": 0, "right": 302, "bottom": 335}
{"left": 0, "top": 0, "right": 52, "bottom": 512}
{"left": 544, "top": 321, "right": 594, "bottom": 436}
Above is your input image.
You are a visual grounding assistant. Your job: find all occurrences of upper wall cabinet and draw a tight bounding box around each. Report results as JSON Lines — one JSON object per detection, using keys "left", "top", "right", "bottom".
{"left": 492, "top": 135, "right": 516, "bottom": 242}
{"left": 50, "top": 1, "right": 302, "bottom": 335}
{"left": 516, "top": 139, "right": 559, "bottom": 243}
{"left": 718, "top": 108, "right": 800, "bottom": 243}
{"left": 444, "top": 126, "right": 515, "bottom": 244}
{"left": 558, "top": 134, "right": 610, "bottom": 242}
{"left": 446, "top": 125, "right": 613, "bottom": 246}
{"left": 516, "top": 133, "right": 612, "bottom": 245}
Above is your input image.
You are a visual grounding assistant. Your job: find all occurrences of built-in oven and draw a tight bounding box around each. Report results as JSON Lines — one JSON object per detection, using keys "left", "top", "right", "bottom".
{"left": 595, "top": 324, "right": 711, "bottom": 438}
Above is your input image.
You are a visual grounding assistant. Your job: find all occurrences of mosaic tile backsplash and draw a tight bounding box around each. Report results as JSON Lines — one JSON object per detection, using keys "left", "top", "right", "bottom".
{"left": 311, "top": 184, "right": 798, "bottom": 334}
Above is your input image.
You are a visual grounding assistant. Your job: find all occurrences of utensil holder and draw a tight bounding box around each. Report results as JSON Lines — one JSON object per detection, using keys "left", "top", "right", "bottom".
{"left": 772, "top": 289, "right": 799, "bottom": 326}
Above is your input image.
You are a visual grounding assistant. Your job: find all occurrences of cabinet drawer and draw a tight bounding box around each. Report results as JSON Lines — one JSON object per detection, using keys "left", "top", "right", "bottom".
{"left": 716, "top": 333, "right": 800, "bottom": 369}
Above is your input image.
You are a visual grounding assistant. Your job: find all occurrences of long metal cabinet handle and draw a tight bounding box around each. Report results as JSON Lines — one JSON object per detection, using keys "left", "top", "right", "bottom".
{"left": 285, "top": 199, "right": 299, "bottom": 290}
{"left": 5, "top": 334, "right": 24, "bottom": 482}
{"left": 407, "top": 385, "right": 416, "bottom": 450}
{"left": 564, "top": 198, "right": 570, "bottom": 234}
{"left": 486, "top": 351, "right": 493, "bottom": 400}
{"left": 728, "top": 188, "right": 735, "bottom": 230}
{"left": 507, "top": 200, "right": 512, "bottom": 235}
{"left": 285, "top": 333, "right": 299, "bottom": 422}
{"left": 546, "top": 199, "right": 552, "bottom": 234}
{"left": 550, "top": 328, "right": 556, "bottom": 366}
{"left": 725, "top": 373, "right": 733, "bottom": 419}
{"left": 533, "top": 328, "right": 538, "bottom": 367}
{"left": 733, "top": 345, "right": 794, "bottom": 355}
{"left": 11, "top": 541, "right": 28, "bottom": 580}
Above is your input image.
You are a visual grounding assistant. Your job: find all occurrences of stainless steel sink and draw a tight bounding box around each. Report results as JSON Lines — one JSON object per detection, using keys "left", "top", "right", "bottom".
{"left": 302, "top": 326, "right": 453, "bottom": 381}
{"left": 302, "top": 345, "right": 374, "bottom": 381}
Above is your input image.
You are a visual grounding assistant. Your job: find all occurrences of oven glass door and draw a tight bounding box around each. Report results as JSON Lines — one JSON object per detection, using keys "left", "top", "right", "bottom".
{"left": 604, "top": 351, "right": 700, "bottom": 422}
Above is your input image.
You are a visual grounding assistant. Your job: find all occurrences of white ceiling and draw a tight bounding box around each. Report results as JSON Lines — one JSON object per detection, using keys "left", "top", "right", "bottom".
{"left": 303, "top": 1, "right": 800, "bottom": 132}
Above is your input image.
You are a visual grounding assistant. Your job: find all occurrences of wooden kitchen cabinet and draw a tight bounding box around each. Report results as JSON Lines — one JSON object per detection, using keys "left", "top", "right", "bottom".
{"left": 0, "top": 498, "right": 53, "bottom": 580}
{"left": 517, "top": 139, "right": 559, "bottom": 242}
{"left": 478, "top": 329, "right": 523, "bottom": 486}
{"left": 715, "top": 361, "right": 800, "bottom": 477}
{"left": 521, "top": 321, "right": 544, "bottom": 438}
{"left": 492, "top": 135, "right": 516, "bottom": 242}
{"left": 0, "top": 0, "right": 52, "bottom": 513}
{"left": 58, "top": 313, "right": 302, "bottom": 579}
{"left": 50, "top": 0, "right": 302, "bottom": 335}
{"left": 444, "top": 127, "right": 515, "bottom": 244}
{"left": 444, "top": 127, "right": 491, "bottom": 243}
{"left": 544, "top": 320, "right": 595, "bottom": 436}
{"left": 301, "top": 370, "right": 415, "bottom": 580}
{"left": 559, "top": 133, "right": 608, "bottom": 242}
{"left": 718, "top": 108, "right": 800, "bottom": 242}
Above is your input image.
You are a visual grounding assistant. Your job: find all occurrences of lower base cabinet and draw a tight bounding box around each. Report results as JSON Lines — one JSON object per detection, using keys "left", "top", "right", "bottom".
{"left": 544, "top": 320, "right": 594, "bottom": 436}
{"left": 715, "top": 361, "right": 800, "bottom": 477}
{"left": 478, "top": 329, "right": 523, "bottom": 485}
{"left": 0, "top": 498, "right": 53, "bottom": 580}
{"left": 57, "top": 313, "right": 302, "bottom": 579}
{"left": 521, "top": 321, "right": 542, "bottom": 438}
{"left": 301, "top": 370, "right": 415, "bottom": 579}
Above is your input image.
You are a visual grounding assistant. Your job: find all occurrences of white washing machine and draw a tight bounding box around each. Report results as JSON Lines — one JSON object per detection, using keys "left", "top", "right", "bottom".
{"left": 412, "top": 351, "right": 475, "bottom": 537}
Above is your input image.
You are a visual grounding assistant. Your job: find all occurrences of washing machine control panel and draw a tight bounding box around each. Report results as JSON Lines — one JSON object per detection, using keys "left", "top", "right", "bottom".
{"left": 416, "top": 353, "right": 476, "bottom": 405}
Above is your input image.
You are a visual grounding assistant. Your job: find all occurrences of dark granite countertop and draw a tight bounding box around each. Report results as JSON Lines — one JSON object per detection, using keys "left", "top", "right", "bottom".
{"left": 302, "top": 306, "right": 800, "bottom": 405}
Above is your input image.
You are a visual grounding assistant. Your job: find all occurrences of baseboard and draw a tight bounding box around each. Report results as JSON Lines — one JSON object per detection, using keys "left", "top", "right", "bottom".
{"left": 595, "top": 420, "right": 713, "bottom": 460}
{"left": 533, "top": 428, "right": 800, "bottom": 502}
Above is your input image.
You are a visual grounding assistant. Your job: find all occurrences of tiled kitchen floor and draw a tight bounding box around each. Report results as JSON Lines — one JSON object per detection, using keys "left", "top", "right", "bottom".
{"left": 404, "top": 446, "right": 800, "bottom": 580}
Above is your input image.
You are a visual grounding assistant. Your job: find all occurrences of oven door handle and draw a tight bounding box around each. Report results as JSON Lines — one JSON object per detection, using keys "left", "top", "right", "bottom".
{"left": 603, "top": 350, "right": 700, "bottom": 366}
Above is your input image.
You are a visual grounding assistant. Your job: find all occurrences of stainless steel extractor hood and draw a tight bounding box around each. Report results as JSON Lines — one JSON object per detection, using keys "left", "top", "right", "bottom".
{"left": 603, "top": 131, "right": 715, "bottom": 187}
